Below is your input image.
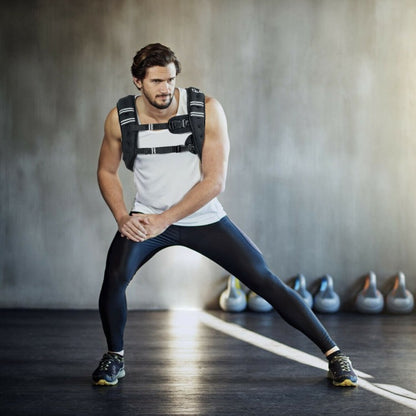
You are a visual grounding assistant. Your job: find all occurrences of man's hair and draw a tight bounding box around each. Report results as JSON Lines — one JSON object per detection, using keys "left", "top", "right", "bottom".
{"left": 131, "top": 43, "right": 182, "bottom": 81}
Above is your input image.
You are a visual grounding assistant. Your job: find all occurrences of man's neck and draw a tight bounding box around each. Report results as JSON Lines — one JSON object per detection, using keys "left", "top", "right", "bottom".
{"left": 137, "top": 88, "right": 179, "bottom": 124}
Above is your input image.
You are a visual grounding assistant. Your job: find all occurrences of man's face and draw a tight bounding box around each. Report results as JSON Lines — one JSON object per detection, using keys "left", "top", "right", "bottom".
{"left": 135, "top": 63, "right": 177, "bottom": 110}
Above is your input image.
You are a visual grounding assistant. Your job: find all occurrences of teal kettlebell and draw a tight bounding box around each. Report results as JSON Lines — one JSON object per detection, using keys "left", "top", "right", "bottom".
{"left": 355, "top": 271, "right": 384, "bottom": 314}
{"left": 313, "top": 275, "right": 340, "bottom": 313}
{"left": 386, "top": 272, "right": 414, "bottom": 314}
{"left": 293, "top": 274, "right": 313, "bottom": 308}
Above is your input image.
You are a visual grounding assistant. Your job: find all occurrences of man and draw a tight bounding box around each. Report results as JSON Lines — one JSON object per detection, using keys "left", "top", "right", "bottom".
{"left": 93, "top": 43, "right": 357, "bottom": 387}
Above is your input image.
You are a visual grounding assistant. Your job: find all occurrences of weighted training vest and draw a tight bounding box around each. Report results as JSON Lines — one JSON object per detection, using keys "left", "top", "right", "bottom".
{"left": 116, "top": 87, "right": 205, "bottom": 171}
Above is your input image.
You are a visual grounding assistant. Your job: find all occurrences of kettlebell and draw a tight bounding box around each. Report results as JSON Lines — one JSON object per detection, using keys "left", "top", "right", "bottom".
{"left": 313, "top": 275, "right": 340, "bottom": 313}
{"left": 219, "top": 275, "right": 247, "bottom": 312}
{"left": 386, "top": 272, "right": 414, "bottom": 314}
{"left": 355, "top": 271, "right": 384, "bottom": 314}
{"left": 293, "top": 274, "right": 313, "bottom": 308}
{"left": 247, "top": 291, "right": 273, "bottom": 312}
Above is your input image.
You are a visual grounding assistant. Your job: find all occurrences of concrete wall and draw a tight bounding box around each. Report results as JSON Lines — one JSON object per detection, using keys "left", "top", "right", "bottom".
{"left": 1, "top": 0, "right": 416, "bottom": 310}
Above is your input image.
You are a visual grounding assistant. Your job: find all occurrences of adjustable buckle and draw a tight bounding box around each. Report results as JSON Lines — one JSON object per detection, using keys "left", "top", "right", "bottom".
{"left": 141, "top": 148, "right": 156, "bottom": 155}
{"left": 168, "top": 117, "right": 190, "bottom": 132}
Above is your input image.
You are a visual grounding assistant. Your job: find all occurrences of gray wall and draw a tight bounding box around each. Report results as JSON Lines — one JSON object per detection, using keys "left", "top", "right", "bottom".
{"left": 1, "top": 0, "right": 416, "bottom": 310}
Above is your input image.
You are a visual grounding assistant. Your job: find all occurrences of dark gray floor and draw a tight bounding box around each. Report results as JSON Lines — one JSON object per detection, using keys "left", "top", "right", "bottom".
{"left": 1, "top": 309, "right": 415, "bottom": 415}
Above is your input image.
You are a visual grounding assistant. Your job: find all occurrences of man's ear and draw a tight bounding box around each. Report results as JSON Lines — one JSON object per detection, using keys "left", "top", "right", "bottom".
{"left": 133, "top": 77, "right": 142, "bottom": 90}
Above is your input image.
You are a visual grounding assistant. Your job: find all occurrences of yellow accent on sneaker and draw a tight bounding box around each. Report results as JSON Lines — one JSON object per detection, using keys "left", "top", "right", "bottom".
{"left": 94, "top": 378, "right": 119, "bottom": 386}
{"left": 332, "top": 377, "right": 358, "bottom": 387}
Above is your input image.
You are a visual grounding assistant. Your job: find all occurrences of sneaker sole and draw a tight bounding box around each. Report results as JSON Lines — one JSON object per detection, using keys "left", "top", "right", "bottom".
{"left": 327, "top": 371, "right": 358, "bottom": 387}
{"left": 93, "top": 369, "right": 126, "bottom": 386}
{"left": 332, "top": 378, "right": 358, "bottom": 387}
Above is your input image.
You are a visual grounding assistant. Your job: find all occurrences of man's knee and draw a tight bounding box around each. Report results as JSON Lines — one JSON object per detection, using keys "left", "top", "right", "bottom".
{"left": 242, "top": 269, "right": 284, "bottom": 295}
{"left": 104, "top": 263, "right": 135, "bottom": 288}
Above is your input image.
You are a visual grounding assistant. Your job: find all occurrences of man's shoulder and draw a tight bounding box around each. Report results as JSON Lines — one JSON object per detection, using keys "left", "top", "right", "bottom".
{"left": 107, "top": 106, "right": 120, "bottom": 122}
{"left": 104, "top": 107, "right": 122, "bottom": 139}
{"left": 205, "top": 96, "right": 222, "bottom": 110}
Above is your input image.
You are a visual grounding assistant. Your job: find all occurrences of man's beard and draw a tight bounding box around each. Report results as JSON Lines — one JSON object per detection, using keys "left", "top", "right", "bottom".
{"left": 141, "top": 88, "right": 174, "bottom": 110}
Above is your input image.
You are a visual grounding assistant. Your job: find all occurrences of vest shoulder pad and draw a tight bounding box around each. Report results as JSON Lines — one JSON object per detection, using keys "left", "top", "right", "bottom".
{"left": 117, "top": 95, "right": 138, "bottom": 171}
{"left": 186, "top": 87, "right": 205, "bottom": 160}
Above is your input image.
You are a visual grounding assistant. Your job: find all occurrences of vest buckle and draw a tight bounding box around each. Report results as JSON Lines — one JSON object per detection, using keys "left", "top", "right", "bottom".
{"left": 168, "top": 117, "right": 190, "bottom": 133}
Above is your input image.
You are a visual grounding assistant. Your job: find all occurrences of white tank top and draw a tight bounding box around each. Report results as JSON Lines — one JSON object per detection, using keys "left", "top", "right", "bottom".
{"left": 132, "top": 88, "right": 226, "bottom": 226}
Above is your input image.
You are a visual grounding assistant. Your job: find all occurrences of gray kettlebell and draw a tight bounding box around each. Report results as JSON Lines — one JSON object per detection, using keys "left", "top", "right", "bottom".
{"left": 386, "top": 272, "right": 414, "bottom": 314}
{"left": 293, "top": 274, "right": 313, "bottom": 308}
{"left": 219, "top": 275, "right": 247, "bottom": 312}
{"left": 313, "top": 275, "right": 340, "bottom": 313}
{"left": 355, "top": 271, "right": 384, "bottom": 314}
{"left": 247, "top": 291, "right": 273, "bottom": 312}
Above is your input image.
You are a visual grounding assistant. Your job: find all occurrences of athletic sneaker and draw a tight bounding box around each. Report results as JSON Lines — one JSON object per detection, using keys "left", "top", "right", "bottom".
{"left": 92, "top": 353, "right": 125, "bottom": 386}
{"left": 328, "top": 354, "right": 358, "bottom": 387}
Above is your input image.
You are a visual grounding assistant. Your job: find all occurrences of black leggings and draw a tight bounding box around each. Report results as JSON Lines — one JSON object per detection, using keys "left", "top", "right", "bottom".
{"left": 99, "top": 216, "right": 336, "bottom": 353}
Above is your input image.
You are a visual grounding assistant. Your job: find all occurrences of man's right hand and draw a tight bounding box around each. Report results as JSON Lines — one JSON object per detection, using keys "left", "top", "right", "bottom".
{"left": 117, "top": 214, "right": 149, "bottom": 242}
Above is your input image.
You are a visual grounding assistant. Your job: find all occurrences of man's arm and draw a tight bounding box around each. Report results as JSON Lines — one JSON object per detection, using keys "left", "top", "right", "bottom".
{"left": 142, "top": 96, "right": 230, "bottom": 238}
{"left": 97, "top": 108, "right": 148, "bottom": 242}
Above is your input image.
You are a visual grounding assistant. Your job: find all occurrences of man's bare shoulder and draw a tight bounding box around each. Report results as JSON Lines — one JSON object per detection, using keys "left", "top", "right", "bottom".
{"left": 204, "top": 96, "right": 227, "bottom": 120}
{"left": 204, "top": 96, "right": 227, "bottom": 125}
{"left": 105, "top": 107, "right": 119, "bottom": 125}
{"left": 205, "top": 95, "right": 222, "bottom": 109}
{"left": 104, "top": 107, "right": 122, "bottom": 141}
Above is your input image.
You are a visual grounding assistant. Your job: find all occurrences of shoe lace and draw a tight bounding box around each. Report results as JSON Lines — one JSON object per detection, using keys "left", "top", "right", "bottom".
{"left": 334, "top": 355, "right": 352, "bottom": 372}
{"left": 98, "top": 357, "right": 112, "bottom": 370}
{"left": 98, "top": 354, "right": 120, "bottom": 370}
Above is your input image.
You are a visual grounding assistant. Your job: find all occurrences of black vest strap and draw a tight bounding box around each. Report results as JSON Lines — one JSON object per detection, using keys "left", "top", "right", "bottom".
{"left": 132, "top": 115, "right": 191, "bottom": 133}
{"left": 137, "top": 122, "right": 169, "bottom": 131}
{"left": 137, "top": 144, "right": 189, "bottom": 155}
{"left": 137, "top": 136, "right": 197, "bottom": 156}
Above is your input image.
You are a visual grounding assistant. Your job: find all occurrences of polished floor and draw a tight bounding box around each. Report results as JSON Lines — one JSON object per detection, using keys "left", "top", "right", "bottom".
{"left": 1, "top": 309, "right": 415, "bottom": 415}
